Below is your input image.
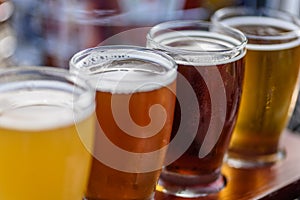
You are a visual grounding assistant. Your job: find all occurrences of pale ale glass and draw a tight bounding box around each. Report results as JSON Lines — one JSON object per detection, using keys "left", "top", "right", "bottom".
{"left": 212, "top": 7, "right": 300, "bottom": 168}
{"left": 0, "top": 66, "right": 95, "bottom": 200}
{"left": 70, "top": 46, "right": 177, "bottom": 200}
{"left": 147, "top": 21, "right": 246, "bottom": 197}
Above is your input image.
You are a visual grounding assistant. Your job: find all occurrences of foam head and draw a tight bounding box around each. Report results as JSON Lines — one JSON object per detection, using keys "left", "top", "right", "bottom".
{"left": 70, "top": 46, "right": 178, "bottom": 94}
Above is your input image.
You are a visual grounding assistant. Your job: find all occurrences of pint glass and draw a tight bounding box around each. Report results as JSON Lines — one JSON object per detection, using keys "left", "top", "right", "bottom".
{"left": 147, "top": 21, "right": 246, "bottom": 197}
{"left": 70, "top": 46, "right": 177, "bottom": 200}
{"left": 211, "top": 7, "right": 300, "bottom": 168}
{"left": 0, "top": 66, "right": 95, "bottom": 200}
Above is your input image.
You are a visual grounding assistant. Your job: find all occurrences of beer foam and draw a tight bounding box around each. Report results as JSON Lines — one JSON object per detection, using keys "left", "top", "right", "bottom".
{"left": 73, "top": 59, "right": 177, "bottom": 94}
{"left": 0, "top": 81, "right": 93, "bottom": 131}
{"left": 221, "top": 16, "right": 300, "bottom": 51}
{"left": 148, "top": 31, "right": 246, "bottom": 66}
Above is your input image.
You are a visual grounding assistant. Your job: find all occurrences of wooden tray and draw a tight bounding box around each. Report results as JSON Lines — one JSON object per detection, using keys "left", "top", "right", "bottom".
{"left": 155, "top": 130, "right": 300, "bottom": 200}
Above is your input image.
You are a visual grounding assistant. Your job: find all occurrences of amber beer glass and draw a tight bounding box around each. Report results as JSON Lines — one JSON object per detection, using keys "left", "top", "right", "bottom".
{"left": 147, "top": 21, "right": 246, "bottom": 197}
{"left": 0, "top": 67, "right": 95, "bottom": 200}
{"left": 70, "top": 46, "right": 177, "bottom": 200}
{"left": 211, "top": 7, "right": 300, "bottom": 168}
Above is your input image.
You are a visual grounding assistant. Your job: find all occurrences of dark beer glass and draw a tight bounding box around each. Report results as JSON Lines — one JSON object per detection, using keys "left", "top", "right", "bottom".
{"left": 147, "top": 21, "right": 246, "bottom": 197}
{"left": 70, "top": 46, "right": 177, "bottom": 200}
{"left": 211, "top": 7, "right": 300, "bottom": 168}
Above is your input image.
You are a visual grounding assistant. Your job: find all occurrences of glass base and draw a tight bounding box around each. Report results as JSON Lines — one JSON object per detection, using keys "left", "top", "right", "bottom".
{"left": 156, "top": 170, "right": 226, "bottom": 198}
{"left": 225, "top": 148, "right": 286, "bottom": 169}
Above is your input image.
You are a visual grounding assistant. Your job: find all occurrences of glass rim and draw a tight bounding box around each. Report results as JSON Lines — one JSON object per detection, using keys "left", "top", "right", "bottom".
{"left": 69, "top": 45, "right": 178, "bottom": 94}
{"left": 0, "top": 66, "right": 95, "bottom": 107}
{"left": 0, "top": 65, "right": 92, "bottom": 84}
{"left": 0, "top": 1, "right": 14, "bottom": 22}
{"left": 69, "top": 45, "right": 178, "bottom": 74}
{"left": 146, "top": 20, "right": 248, "bottom": 56}
{"left": 211, "top": 6, "right": 300, "bottom": 41}
{"left": 0, "top": 66, "right": 96, "bottom": 131}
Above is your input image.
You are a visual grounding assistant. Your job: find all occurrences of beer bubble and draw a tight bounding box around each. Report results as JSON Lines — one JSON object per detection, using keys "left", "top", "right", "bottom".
{"left": 71, "top": 48, "right": 177, "bottom": 94}
{"left": 86, "top": 60, "right": 176, "bottom": 94}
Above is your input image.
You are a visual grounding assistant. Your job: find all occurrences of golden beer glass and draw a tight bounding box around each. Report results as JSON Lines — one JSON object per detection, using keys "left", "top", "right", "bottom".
{"left": 0, "top": 66, "right": 96, "bottom": 200}
{"left": 211, "top": 7, "right": 300, "bottom": 168}
{"left": 147, "top": 21, "right": 246, "bottom": 197}
{"left": 70, "top": 46, "right": 177, "bottom": 200}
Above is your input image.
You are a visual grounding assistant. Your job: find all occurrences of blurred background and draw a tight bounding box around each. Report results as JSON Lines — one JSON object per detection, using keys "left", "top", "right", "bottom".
{"left": 1, "top": 0, "right": 300, "bottom": 132}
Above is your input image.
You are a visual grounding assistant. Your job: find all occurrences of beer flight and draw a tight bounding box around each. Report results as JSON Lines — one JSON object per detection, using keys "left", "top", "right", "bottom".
{"left": 0, "top": 6, "right": 299, "bottom": 200}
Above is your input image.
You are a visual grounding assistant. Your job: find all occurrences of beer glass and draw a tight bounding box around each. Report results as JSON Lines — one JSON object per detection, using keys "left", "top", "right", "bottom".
{"left": 211, "top": 7, "right": 300, "bottom": 168}
{"left": 0, "top": 66, "right": 95, "bottom": 200}
{"left": 147, "top": 21, "right": 246, "bottom": 197}
{"left": 70, "top": 46, "right": 177, "bottom": 200}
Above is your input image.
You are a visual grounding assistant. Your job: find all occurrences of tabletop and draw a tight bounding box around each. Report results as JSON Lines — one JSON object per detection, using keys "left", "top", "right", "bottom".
{"left": 155, "top": 129, "right": 300, "bottom": 200}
